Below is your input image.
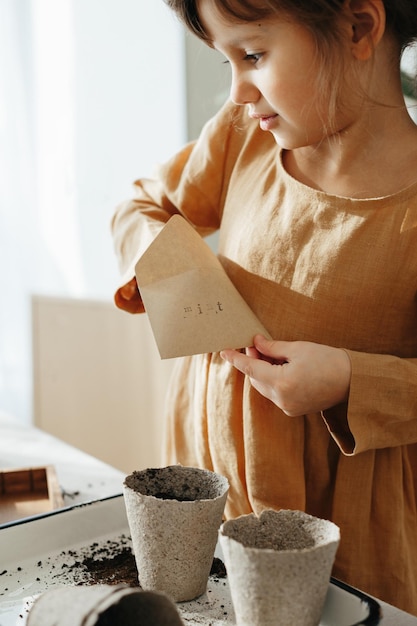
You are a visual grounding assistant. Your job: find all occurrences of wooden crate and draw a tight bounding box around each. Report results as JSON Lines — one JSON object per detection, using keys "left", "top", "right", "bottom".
{"left": 0, "top": 466, "right": 64, "bottom": 525}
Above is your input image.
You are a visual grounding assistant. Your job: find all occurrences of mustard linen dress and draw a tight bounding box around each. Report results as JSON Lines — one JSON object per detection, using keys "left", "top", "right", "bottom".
{"left": 112, "top": 101, "right": 417, "bottom": 614}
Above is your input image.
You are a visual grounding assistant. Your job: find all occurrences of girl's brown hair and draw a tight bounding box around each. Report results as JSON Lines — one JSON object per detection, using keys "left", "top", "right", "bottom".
{"left": 164, "top": 0, "right": 417, "bottom": 51}
{"left": 164, "top": 0, "right": 417, "bottom": 129}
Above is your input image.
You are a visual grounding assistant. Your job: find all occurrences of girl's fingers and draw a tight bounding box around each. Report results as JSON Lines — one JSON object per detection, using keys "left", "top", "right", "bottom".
{"left": 253, "top": 335, "right": 289, "bottom": 364}
{"left": 220, "top": 348, "right": 277, "bottom": 384}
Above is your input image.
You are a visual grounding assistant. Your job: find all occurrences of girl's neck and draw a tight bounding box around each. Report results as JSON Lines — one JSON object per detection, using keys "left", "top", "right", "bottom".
{"left": 283, "top": 105, "right": 417, "bottom": 199}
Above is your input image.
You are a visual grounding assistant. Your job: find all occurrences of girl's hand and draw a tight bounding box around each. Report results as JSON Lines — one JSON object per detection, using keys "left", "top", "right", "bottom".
{"left": 220, "top": 334, "right": 351, "bottom": 416}
{"left": 114, "top": 277, "right": 144, "bottom": 314}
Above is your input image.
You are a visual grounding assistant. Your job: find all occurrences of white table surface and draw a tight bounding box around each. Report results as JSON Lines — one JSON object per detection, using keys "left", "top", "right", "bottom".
{"left": 0, "top": 411, "right": 416, "bottom": 625}
{"left": 0, "top": 411, "right": 125, "bottom": 508}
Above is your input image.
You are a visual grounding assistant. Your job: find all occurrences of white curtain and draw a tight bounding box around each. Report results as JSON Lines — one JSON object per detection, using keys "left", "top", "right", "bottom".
{"left": 0, "top": 0, "right": 186, "bottom": 422}
{"left": 0, "top": 0, "right": 82, "bottom": 422}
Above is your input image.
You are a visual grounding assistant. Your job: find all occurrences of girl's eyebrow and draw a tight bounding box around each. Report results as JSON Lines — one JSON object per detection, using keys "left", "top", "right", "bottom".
{"left": 216, "top": 32, "right": 266, "bottom": 50}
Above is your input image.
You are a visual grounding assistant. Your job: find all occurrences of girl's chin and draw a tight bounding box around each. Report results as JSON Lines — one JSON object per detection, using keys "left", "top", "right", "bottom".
{"left": 269, "top": 130, "right": 316, "bottom": 151}
{"left": 269, "top": 131, "right": 297, "bottom": 150}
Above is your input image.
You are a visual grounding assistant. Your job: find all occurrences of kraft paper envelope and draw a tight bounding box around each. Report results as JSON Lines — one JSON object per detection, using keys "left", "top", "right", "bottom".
{"left": 134, "top": 215, "right": 270, "bottom": 359}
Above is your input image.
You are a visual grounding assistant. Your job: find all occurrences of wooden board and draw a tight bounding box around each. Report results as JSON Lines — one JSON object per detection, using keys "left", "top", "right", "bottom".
{"left": 0, "top": 466, "right": 64, "bottom": 524}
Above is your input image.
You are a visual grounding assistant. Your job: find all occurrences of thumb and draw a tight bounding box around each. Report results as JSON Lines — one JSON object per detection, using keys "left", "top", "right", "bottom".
{"left": 253, "top": 334, "right": 289, "bottom": 363}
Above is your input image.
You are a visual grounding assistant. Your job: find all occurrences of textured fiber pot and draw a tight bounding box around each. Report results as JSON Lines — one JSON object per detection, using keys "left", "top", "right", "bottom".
{"left": 27, "top": 584, "right": 184, "bottom": 626}
{"left": 219, "top": 509, "right": 340, "bottom": 626}
{"left": 123, "top": 465, "right": 229, "bottom": 602}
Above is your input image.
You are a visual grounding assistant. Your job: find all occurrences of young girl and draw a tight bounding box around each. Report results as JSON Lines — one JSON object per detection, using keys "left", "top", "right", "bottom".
{"left": 112, "top": 0, "right": 417, "bottom": 614}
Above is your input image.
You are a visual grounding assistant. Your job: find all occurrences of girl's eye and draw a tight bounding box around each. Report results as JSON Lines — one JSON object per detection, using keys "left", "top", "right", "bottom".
{"left": 243, "top": 52, "right": 263, "bottom": 64}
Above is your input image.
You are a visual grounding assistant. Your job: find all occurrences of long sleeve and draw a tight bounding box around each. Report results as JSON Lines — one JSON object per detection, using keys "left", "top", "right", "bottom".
{"left": 111, "top": 100, "right": 245, "bottom": 311}
{"left": 324, "top": 351, "right": 417, "bottom": 454}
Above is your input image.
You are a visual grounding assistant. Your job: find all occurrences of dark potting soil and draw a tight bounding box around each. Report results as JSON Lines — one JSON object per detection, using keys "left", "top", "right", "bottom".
{"left": 1, "top": 532, "right": 227, "bottom": 625}
{"left": 58, "top": 540, "right": 227, "bottom": 588}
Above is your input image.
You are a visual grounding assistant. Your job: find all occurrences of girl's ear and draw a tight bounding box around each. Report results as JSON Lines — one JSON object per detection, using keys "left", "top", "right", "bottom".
{"left": 347, "top": 0, "right": 386, "bottom": 60}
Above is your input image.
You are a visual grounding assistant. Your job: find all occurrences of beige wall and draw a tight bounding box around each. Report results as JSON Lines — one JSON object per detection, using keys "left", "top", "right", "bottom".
{"left": 32, "top": 295, "right": 176, "bottom": 474}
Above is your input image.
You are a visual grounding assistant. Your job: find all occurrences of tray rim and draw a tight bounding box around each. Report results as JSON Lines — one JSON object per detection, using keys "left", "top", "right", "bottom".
{"left": 0, "top": 493, "right": 382, "bottom": 625}
{"left": 0, "top": 492, "right": 122, "bottom": 530}
{"left": 329, "top": 579, "right": 382, "bottom": 626}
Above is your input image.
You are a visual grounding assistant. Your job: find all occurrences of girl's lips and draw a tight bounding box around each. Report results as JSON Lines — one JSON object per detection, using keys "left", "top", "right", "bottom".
{"left": 259, "top": 114, "right": 278, "bottom": 131}
{"left": 249, "top": 112, "right": 279, "bottom": 131}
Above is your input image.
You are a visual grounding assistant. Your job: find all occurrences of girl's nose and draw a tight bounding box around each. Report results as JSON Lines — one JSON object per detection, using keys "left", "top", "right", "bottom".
{"left": 230, "top": 70, "right": 259, "bottom": 106}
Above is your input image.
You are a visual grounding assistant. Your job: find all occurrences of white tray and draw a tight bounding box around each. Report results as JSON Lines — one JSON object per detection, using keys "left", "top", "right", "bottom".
{"left": 0, "top": 494, "right": 381, "bottom": 625}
